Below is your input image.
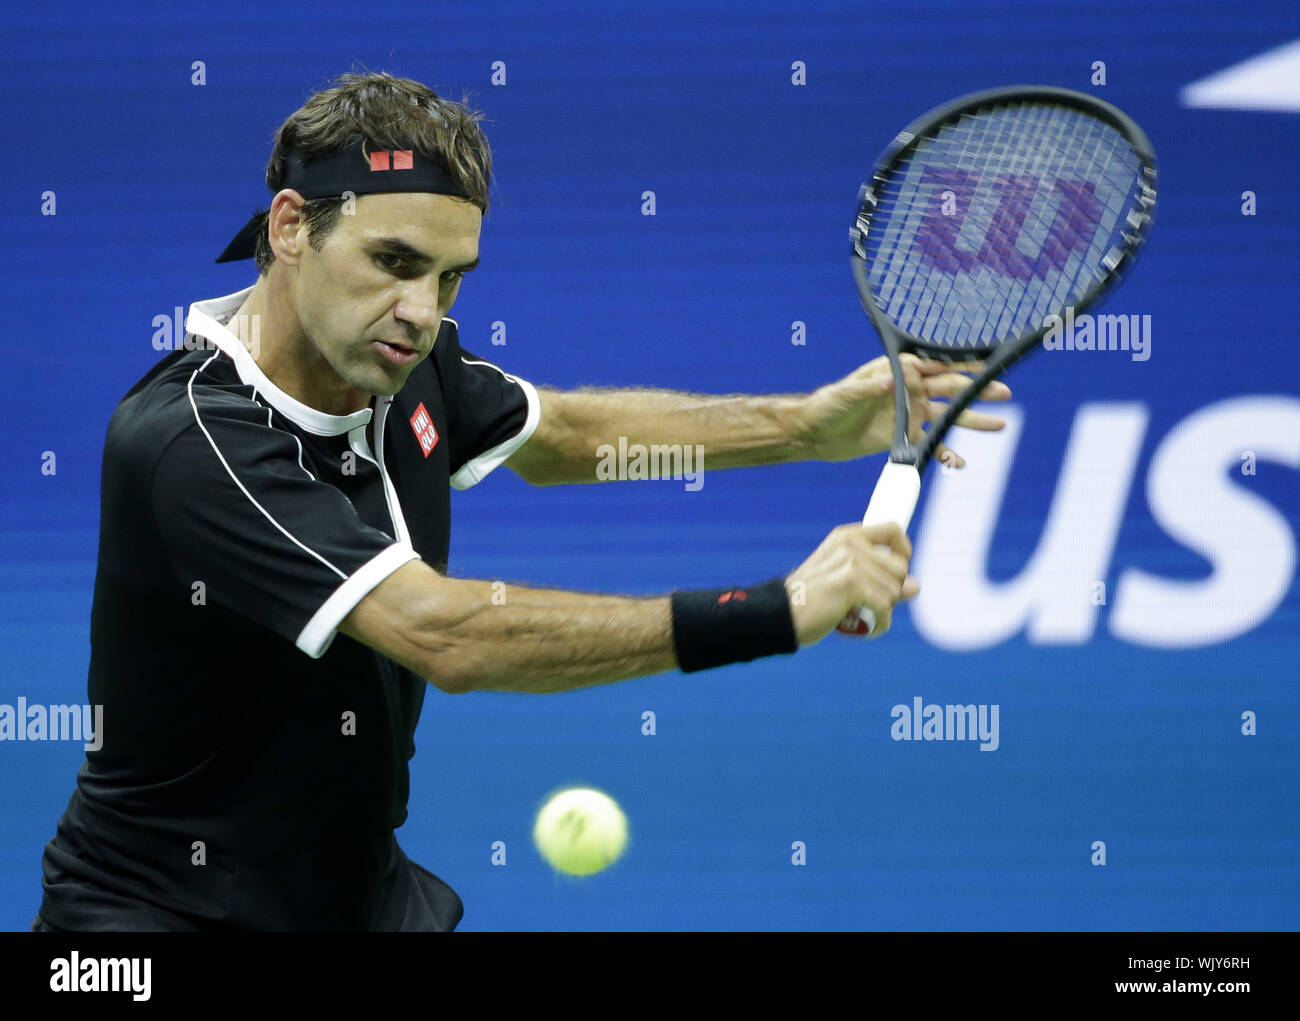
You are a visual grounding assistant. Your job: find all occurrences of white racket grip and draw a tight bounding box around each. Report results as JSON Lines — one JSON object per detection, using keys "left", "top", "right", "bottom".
{"left": 837, "top": 460, "right": 921, "bottom": 637}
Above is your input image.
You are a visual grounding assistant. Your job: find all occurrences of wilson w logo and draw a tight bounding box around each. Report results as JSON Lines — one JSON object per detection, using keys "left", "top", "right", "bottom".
{"left": 915, "top": 169, "right": 1103, "bottom": 281}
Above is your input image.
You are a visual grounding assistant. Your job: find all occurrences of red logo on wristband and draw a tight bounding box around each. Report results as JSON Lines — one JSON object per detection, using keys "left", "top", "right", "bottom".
{"left": 717, "top": 589, "right": 748, "bottom": 605}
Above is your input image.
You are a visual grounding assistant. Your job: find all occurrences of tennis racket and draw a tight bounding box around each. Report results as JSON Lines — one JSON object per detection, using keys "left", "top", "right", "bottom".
{"left": 838, "top": 85, "right": 1158, "bottom": 636}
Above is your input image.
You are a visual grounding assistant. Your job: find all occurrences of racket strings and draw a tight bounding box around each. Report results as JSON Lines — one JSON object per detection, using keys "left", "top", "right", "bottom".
{"left": 877, "top": 105, "right": 1134, "bottom": 344}
{"left": 889, "top": 105, "right": 1110, "bottom": 343}
{"left": 865, "top": 100, "right": 1145, "bottom": 349}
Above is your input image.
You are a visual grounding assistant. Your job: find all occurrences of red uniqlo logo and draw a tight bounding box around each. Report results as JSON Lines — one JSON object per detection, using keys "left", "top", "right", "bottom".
{"left": 410, "top": 402, "right": 439, "bottom": 457}
{"left": 717, "top": 589, "right": 748, "bottom": 605}
{"left": 370, "top": 149, "right": 414, "bottom": 172}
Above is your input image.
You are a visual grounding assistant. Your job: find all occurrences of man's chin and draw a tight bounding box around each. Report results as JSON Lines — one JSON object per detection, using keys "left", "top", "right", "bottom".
{"left": 358, "top": 374, "right": 405, "bottom": 399}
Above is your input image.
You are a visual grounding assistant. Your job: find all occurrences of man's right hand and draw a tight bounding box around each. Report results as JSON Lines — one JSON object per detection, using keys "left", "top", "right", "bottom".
{"left": 784, "top": 522, "right": 919, "bottom": 645}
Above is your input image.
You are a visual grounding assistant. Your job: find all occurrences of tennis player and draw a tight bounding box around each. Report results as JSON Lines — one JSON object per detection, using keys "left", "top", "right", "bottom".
{"left": 33, "top": 72, "right": 1008, "bottom": 932}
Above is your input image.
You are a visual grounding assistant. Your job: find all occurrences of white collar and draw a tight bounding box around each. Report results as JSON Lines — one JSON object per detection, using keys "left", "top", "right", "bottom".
{"left": 184, "top": 284, "right": 374, "bottom": 437}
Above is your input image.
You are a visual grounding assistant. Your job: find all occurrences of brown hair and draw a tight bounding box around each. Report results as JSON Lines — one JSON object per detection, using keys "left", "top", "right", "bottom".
{"left": 252, "top": 71, "right": 492, "bottom": 275}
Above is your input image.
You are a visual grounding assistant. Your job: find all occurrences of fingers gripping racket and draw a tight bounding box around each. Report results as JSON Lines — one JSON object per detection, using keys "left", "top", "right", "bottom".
{"left": 838, "top": 85, "right": 1158, "bottom": 636}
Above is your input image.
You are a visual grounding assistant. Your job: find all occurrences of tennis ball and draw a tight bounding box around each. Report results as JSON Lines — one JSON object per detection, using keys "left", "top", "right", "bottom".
{"left": 533, "top": 787, "right": 628, "bottom": 876}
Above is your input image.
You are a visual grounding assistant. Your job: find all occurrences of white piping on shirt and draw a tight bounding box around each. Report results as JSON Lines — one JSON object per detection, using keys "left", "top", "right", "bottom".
{"left": 253, "top": 396, "right": 318, "bottom": 483}
{"left": 184, "top": 352, "right": 348, "bottom": 581}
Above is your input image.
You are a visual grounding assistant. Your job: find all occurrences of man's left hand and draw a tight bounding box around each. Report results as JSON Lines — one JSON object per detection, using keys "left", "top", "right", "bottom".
{"left": 798, "top": 353, "right": 1013, "bottom": 467}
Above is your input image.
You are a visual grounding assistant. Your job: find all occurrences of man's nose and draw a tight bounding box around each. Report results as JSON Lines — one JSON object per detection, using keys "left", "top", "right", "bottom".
{"left": 395, "top": 289, "right": 443, "bottom": 335}
{"left": 396, "top": 303, "right": 440, "bottom": 333}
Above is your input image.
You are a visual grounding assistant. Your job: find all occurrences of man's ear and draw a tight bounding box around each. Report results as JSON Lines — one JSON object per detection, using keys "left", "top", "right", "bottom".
{"left": 268, "top": 189, "right": 308, "bottom": 266}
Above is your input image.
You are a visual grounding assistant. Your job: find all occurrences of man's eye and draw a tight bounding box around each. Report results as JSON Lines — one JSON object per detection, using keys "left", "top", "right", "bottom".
{"left": 376, "top": 253, "right": 407, "bottom": 272}
{"left": 440, "top": 271, "right": 463, "bottom": 286}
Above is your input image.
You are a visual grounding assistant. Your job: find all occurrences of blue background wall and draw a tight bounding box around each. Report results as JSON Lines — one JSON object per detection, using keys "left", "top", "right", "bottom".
{"left": 2, "top": 0, "right": 1297, "bottom": 930}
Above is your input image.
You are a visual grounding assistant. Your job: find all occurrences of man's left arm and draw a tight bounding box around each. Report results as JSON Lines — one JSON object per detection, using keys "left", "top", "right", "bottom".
{"left": 505, "top": 354, "right": 1012, "bottom": 486}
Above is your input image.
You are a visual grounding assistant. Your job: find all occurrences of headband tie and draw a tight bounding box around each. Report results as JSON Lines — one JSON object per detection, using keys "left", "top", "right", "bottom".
{"left": 216, "top": 138, "right": 474, "bottom": 262}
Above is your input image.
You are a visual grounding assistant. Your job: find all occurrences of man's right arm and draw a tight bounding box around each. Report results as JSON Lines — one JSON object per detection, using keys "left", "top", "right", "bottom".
{"left": 338, "top": 522, "right": 917, "bottom": 694}
{"left": 339, "top": 561, "right": 677, "bottom": 694}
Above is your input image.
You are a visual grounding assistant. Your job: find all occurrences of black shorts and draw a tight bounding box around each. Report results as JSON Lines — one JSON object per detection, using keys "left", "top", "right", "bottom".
{"left": 31, "top": 841, "right": 459, "bottom": 931}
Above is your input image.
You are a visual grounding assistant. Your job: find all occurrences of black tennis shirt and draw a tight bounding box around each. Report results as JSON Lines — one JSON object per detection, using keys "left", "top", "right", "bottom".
{"left": 37, "top": 285, "right": 539, "bottom": 930}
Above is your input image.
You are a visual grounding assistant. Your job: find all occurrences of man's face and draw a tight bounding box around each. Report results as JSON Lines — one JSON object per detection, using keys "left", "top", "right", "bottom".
{"left": 289, "top": 191, "right": 481, "bottom": 406}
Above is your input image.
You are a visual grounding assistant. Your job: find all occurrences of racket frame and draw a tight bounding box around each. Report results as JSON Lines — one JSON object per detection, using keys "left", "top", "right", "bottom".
{"left": 854, "top": 84, "right": 1158, "bottom": 474}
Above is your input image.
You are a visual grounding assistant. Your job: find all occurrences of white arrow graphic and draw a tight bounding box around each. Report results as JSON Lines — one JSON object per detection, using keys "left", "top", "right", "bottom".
{"left": 1180, "top": 39, "right": 1300, "bottom": 112}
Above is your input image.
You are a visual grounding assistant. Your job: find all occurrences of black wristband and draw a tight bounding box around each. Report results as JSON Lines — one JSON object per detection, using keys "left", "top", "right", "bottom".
{"left": 669, "top": 577, "right": 799, "bottom": 673}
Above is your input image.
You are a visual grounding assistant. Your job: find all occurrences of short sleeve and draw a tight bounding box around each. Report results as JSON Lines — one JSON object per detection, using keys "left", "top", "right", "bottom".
{"left": 149, "top": 398, "right": 420, "bottom": 659}
{"left": 445, "top": 343, "right": 541, "bottom": 490}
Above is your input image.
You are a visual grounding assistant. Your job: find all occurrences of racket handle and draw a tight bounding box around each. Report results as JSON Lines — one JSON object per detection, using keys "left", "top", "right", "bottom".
{"left": 837, "top": 460, "right": 922, "bottom": 637}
